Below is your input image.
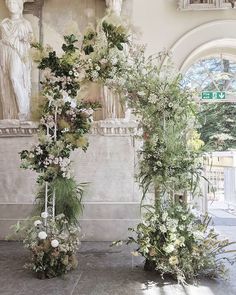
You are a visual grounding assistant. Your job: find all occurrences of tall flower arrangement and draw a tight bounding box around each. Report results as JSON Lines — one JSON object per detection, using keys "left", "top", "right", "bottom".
{"left": 20, "top": 35, "right": 99, "bottom": 223}
{"left": 113, "top": 47, "right": 203, "bottom": 199}
{"left": 19, "top": 35, "right": 100, "bottom": 278}
{"left": 111, "top": 48, "right": 236, "bottom": 283}
{"left": 18, "top": 17, "right": 130, "bottom": 278}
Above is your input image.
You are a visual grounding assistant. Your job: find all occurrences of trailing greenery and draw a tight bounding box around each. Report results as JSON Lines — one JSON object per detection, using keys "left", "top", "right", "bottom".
{"left": 198, "top": 103, "right": 236, "bottom": 151}
{"left": 110, "top": 44, "right": 235, "bottom": 284}
{"left": 36, "top": 178, "right": 85, "bottom": 225}
{"left": 116, "top": 48, "right": 204, "bottom": 200}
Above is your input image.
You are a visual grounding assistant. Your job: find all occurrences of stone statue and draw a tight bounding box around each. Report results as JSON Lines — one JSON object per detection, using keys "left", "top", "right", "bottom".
{"left": 105, "top": 0, "right": 123, "bottom": 16}
{"left": 0, "top": 0, "right": 33, "bottom": 120}
{"left": 103, "top": 0, "right": 130, "bottom": 121}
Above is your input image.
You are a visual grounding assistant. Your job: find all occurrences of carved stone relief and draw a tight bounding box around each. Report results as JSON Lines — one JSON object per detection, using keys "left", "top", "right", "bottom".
{"left": 178, "top": 0, "right": 234, "bottom": 9}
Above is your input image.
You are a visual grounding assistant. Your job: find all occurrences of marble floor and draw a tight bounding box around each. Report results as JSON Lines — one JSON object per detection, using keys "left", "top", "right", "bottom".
{"left": 1, "top": 207, "right": 236, "bottom": 295}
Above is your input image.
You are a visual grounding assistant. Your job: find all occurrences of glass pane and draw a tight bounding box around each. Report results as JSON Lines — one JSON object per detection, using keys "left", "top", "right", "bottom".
{"left": 183, "top": 56, "right": 236, "bottom": 97}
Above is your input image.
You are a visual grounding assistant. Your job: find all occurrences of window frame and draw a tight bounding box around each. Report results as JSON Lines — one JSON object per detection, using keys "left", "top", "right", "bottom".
{"left": 178, "top": 0, "right": 233, "bottom": 11}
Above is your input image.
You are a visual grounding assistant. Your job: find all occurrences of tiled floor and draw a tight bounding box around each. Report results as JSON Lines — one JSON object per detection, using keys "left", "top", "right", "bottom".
{"left": 1, "top": 206, "right": 236, "bottom": 295}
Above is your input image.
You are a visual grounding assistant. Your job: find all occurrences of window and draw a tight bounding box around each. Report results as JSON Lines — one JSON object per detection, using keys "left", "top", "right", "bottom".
{"left": 182, "top": 56, "right": 236, "bottom": 101}
{"left": 178, "top": 0, "right": 234, "bottom": 10}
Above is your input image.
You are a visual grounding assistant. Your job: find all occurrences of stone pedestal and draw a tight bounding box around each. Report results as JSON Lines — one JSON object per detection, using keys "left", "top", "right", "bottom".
{"left": 0, "top": 120, "right": 141, "bottom": 241}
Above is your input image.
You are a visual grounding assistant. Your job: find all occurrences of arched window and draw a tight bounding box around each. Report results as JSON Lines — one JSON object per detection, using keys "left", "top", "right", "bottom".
{"left": 182, "top": 55, "right": 236, "bottom": 101}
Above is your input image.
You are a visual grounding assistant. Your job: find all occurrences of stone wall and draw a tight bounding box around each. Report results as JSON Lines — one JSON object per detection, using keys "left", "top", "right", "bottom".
{"left": 0, "top": 121, "right": 141, "bottom": 241}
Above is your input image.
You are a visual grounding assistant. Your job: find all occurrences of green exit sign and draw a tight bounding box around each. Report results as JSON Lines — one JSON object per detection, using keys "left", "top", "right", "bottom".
{"left": 201, "top": 91, "right": 226, "bottom": 100}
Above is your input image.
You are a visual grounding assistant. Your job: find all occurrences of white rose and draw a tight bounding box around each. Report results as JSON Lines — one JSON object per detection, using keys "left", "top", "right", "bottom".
{"left": 51, "top": 239, "right": 59, "bottom": 248}
{"left": 38, "top": 231, "right": 47, "bottom": 240}
{"left": 70, "top": 100, "right": 77, "bottom": 108}
{"left": 41, "top": 212, "right": 48, "bottom": 219}
{"left": 162, "top": 212, "right": 168, "bottom": 221}
{"left": 164, "top": 244, "right": 175, "bottom": 254}
{"left": 160, "top": 225, "right": 167, "bottom": 233}
{"left": 170, "top": 233, "right": 177, "bottom": 241}
{"left": 34, "top": 220, "right": 42, "bottom": 227}
{"left": 169, "top": 256, "right": 179, "bottom": 265}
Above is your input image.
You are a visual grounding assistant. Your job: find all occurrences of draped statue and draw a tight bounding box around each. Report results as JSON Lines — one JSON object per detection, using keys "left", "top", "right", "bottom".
{"left": 103, "top": 0, "right": 131, "bottom": 121}
{"left": 0, "top": 0, "right": 33, "bottom": 120}
{"left": 105, "top": 0, "right": 123, "bottom": 16}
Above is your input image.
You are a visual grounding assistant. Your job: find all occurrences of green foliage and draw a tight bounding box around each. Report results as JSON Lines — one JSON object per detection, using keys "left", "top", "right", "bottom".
{"left": 198, "top": 103, "right": 236, "bottom": 151}
{"left": 120, "top": 48, "right": 203, "bottom": 199}
{"left": 82, "top": 20, "right": 129, "bottom": 55}
{"left": 102, "top": 21, "right": 129, "bottom": 50}
{"left": 62, "top": 34, "right": 79, "bottom": 53}
{"left": 36, "top": 177, "right": 85, "bottom": 225}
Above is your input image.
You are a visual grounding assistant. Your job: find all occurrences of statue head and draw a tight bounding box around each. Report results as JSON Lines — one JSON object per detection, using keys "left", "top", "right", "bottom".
{"left": 105, "top": 0, "right": 123, "bottom": 16}
{"left": 5, "top": 0, "right": 24, "bottom": 15}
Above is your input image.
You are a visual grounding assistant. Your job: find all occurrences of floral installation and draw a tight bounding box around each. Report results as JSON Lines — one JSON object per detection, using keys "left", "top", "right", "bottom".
{"left": 21, "top": 35, "right": 100, "bottom": 184}
{"left": 126, "top": 202, "right": 236, "bottom": 284}
{"left": 16, "top": 10, "right": 236, "bottom": 283}
{"left": 115, "top": 47, "right": 204, "bottom": 198}
{"left": 23, "top": 214, "right": 80, "bottom": 279}
{"left": 82, "top": 18, "right": 129, "bottom": 83}
{"left": 18, "top": 16, "right": 130, "bottom": 279}
{"left": 110, "top": 45, "right": 236, "bottom": 283}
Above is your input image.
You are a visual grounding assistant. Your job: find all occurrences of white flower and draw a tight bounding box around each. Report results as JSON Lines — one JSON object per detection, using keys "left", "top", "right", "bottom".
{"left": 111, "top": 57, "right": 118, "bottom": 65}
{"left": 162, "top": 212, "right": 168, "bottom": 221}
{"left": 170, "top": 233, "right": 177, "bottom": 241}
{"left": 193, "top": 230, "right": 204, "bottom": 240}
{"left": 181, "top": 215, "right": 187, "bottom": 221}
{"left": 148, "top": 94, "right": 158, "bottom": 103}
{"left": 175, "top": 236, "right": 185, "bottom": 247}
{"left": 169, "top": 256, "right": 179, "bottom": 265}
{"left": 53, "top": 157, "right": 59, "bottom": 165}
{"left": 35, "top": 146, "right": 43, "bottom": 155}
{"left": 156, "top": 161, "right": 162, "bottom": 167}
{"left": 179, "top": 225, "right": 185, "bottom": 231}
{"left": 142, "top": 69, "right": 147, "bottom": 75}
{"left": 29, "top": 153, "right": 34, "bottom": 159}
{"left": 69, "top": 70, "right": 73, "bottom": 75}
{"left": 91, "top": 70, "right": 99, "bottom": 80}
{"left": 160, "top": 224, "right": 167, "bottom": 233}
{"left": 137, "top": 91, "right": 145, "bottom": 97}
{"left": 41, "top": 211, "right": 48, "bottom": 219}
{"left": 34, "top": 220, "right": 42, "bottom": 227}
{"left": 100, "top": 58, "right": 108, "bottom": 64}
{"left": 164, "top": 244, "right": 175, "bottom": 253}
{"left": 70, "top": 99, "right": 77, "bottom": 108}
{"left": 38, "top": 231, "right": 47, "bottom": 240}
{"left": 51, "top": 239, "right": 59, "bottom": 248}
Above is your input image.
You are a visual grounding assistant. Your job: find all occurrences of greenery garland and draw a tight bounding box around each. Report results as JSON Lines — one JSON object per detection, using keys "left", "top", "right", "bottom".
{"left": 16, "top": 12, "right": 236, "bottom": 282}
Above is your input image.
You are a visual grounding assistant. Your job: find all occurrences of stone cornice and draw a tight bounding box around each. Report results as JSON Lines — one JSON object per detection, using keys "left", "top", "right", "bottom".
{"left": 0, "top": 121, "right": 38, "bottom": 138}
{"left": 91, "top": 120, "right": 138, "bottom": 136}
{"left": 0, "top": 120, "right": 138, "bottom": 138}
